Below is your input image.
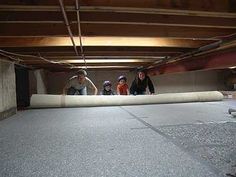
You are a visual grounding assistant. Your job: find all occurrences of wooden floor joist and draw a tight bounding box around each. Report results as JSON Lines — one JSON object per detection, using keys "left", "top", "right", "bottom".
{"left": 0, "top": 0, "right": 235, "bottom": 71}
{"left": 0, "top": 37, "right": 218, "bottom": 48}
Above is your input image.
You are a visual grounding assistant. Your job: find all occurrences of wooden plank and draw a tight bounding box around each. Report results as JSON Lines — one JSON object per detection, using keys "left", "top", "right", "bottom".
{"left": 80, "top": 12, "right": 236, "bottom": 29}
{"left": 0, "top": 5, "right": 236, "bottom": 18}
{"left": 148, "top": 50, "right": 236, "bottom": 75}
{"left": 0, "top": 37, "right": 217, "bottom": 48}
{"left": 1, "top": 0, "right": 236, "bottom": 13}
{"left": 1, "top": 46, "right": 191, "bottom": 53}
{"left": 21, "top": 61, "right": 152, "bottom": 66}
{"left": 0, "top": 51, "right": 180, "bottom": 57}
{"left": 0, "top": 23, "right": 235, "bottom": 38}
{"left": 0, "top": 11, "right": 236, "bottom": 29}
{"left": 33, "top": 64, "right": 136, "bottom": 68}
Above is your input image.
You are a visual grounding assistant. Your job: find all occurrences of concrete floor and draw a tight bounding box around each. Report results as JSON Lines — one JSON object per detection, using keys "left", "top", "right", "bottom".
{"left": 0, "top": 101, "right": 236, "bottom": 177}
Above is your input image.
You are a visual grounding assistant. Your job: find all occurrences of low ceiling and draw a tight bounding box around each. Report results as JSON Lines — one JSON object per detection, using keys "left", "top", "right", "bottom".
{"left": 0, "top": 0, "right": 236, "bottom": 73}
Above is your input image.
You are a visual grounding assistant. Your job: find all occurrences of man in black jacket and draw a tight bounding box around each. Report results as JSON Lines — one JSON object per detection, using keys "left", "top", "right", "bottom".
{"left": 130, "top": 70, "right": 155, "bottom": 95}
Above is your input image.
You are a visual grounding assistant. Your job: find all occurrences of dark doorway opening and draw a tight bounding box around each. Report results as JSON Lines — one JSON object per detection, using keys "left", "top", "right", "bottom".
{"left": 15, "top": 66, "right": 30, "bottom": 109}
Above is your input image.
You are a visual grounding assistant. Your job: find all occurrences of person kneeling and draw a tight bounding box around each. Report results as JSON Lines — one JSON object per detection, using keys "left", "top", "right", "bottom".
{"left": 130, "top": 70, "right": 155, "bottom": 95}
{"left": 63, "top": 69, "right": 98, "bottom": 95}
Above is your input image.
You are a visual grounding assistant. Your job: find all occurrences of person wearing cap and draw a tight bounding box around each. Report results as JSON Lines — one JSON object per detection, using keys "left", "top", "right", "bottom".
{"left": 100, "top": 81, "right": 115, "bottom": 95}
{"left": 117, "top": 75, "right": 129, "bottom": 95}
{"left": 130, "top": 70, "right": 155, "bottom": 95}
{"left": 63, "top": 69, "right": 98, "bottom": 95}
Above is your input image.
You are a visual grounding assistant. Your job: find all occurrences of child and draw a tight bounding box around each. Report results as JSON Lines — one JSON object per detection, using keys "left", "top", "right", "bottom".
{"left": 117, "top": 75, "right": 129, "bottom": 95}
{"left": 101, "top": 81, "right": 115, "bottom": 95}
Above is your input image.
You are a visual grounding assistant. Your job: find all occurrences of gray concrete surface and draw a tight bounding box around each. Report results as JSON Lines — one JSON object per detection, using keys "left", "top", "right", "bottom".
{"left": 0, "top": 101, "right": 236, "bottom": 177}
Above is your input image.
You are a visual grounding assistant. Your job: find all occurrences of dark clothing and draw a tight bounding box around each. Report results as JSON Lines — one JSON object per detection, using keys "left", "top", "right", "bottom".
{"left": 100, "top": 89, "right": 115, "bottom": 95}
{"left": 130, "top": 76, "right": 155, "bottom": 95}
{"left": 67, "top": 87, "right": 87, "bottom": 95}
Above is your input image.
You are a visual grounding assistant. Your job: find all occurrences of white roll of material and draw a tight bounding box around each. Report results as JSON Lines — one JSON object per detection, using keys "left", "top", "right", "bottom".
{"left": 30, "top": 91, "right": 223, "bottom": 108}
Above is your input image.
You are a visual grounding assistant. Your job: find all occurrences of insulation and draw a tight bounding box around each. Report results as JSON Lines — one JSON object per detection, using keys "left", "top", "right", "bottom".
{"left": 30, "top": 91, "right": 223, "bottom": 108}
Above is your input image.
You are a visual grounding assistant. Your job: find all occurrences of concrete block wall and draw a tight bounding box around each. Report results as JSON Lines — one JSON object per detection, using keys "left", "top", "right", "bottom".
{"left": 151, "top": 70, "right": 226, "bottom": 94}
{"left": 0, "top": 60, "right": 17, "bottom": 120}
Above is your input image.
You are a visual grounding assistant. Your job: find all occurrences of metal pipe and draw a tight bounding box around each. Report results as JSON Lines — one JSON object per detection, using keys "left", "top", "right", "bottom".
{"left": 147, "top": 39, "right": 224, "bottom": 69}
{"left": 58, "top": 0, "right": 79, "bottom": 57}
{"left": 174, "top": 36, "right": 236, "bottom": 61}
{"left": 75, "top": 0, "right": 87, "bottom": 69}
{"left": 198, "top": 40, "right": 222, "bottom": 52}
{"left": 0, "top": 49, "right": 74, "bottom": 68}
{"left": 2, "top": 5, "right": 235, "bottom": 18}
{"left": 147, "top": 33, "right": 236, "bottom": 70}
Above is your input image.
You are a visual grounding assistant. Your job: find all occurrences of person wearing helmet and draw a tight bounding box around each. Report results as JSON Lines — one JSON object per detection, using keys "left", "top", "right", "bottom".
{"left": 100, "top": 81, "right": 115, "bottom": 95}
{"left": 130, "top": 70, "right": 155, "bottom": 95}
{"left": 63, "top": 69, "right": 98, "bottom": 95}
{"left": 117, "top": 75, "right": 129, "bottom": 95}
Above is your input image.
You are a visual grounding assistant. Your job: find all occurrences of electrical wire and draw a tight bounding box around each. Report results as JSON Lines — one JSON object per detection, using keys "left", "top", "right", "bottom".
{"left": 0, "top": 51, "right": 32, "bottom": 68}
{"left": 0, "top": 49, "right": 76, "bottom": 68}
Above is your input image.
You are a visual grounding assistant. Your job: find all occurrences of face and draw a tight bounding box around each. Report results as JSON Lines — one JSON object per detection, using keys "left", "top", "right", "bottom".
{"left": 78, "top": 74, "right": 85, "bottom": 83}
{"left": 138, "top": 72, "right": 145, "bottom": 81}
{"left": 105, "top": 85, "right": 111, "bottom": 91}
{"left": 119, "top": 79, "right": 126, "bottom": 85}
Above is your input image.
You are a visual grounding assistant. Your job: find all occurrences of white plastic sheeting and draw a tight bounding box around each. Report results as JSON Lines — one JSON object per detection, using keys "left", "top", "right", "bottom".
{"left": 30, "top": 91, "right": 223, "bottom": 108}
{"left": 34, "top": 69, "right": 47, "bottom": 94}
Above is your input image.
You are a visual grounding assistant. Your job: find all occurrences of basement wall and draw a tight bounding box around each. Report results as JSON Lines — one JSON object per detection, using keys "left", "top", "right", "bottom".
{"left": 45, "top": 70, "right": 135, "bottom": 95}
{"left": 152, "top": 70, "right": 226, "bottom": 94}
{"left": 44, "top": 69, "right": 226, "bottom": 95}
{"left": 0, "top": 60, "right": 16, "bottom": 120}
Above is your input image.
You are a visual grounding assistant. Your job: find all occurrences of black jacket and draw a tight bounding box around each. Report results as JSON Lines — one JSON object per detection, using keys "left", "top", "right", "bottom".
{"left": 130, "top": 76, "right": 155, "bottom": 95}
{"left": 100, "top": 89, "right": 115, "bottom": 95}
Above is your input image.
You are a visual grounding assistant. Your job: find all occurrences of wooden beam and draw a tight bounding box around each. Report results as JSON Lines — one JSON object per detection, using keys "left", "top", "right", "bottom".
{"left": 18, "top": 56, "right": 163, "bottom": 61}
{"left": 1, "top": 23, "right": 235, "bottom": 38}
{"left": 80, "top": 12, "right": 236, "bottom": 29}
{"left": 44, "top": 56, "right": 163, "bottom": 59}
{"left": 32, "top": 64, "right": 136, "bottom": 68}
{"left": 31, "top": 66, "right": 139, "bottom": 72}
{"left": 0, "top": 37, "right": 217, "bottom": 48}
{"left": 148, "top": 49, "right": 236, "bottom": 75}
{"left": 1, "top": 0, "right": 236, "bottom": 13}
{"left": 21, "top": 61, "right": 152, "bottom": 66}
{"left": 46, "top": 67, "right": 133, "bottom": 71}
{"left": 81, "top": 24, "right": 236, "bottom": 38}
{"left": 80, "top": 6, "right": 236, "bottom": 18}
{"left": 0, "top": 23, "right": 68, "bottom": 36}
{"left": 1, "top": 11, "right": 236, "bottom": 29}
{"left": 0, "top": 11, "right": 69, "bottom": 21}
{"left": 0, "top": 6, "right": 236, "bottom": 18}
{"left": 0, "top": 51, "right": 179, "bottom": 58}
{"left": 1, "top": 46, "right": 190, "bottom": 53}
